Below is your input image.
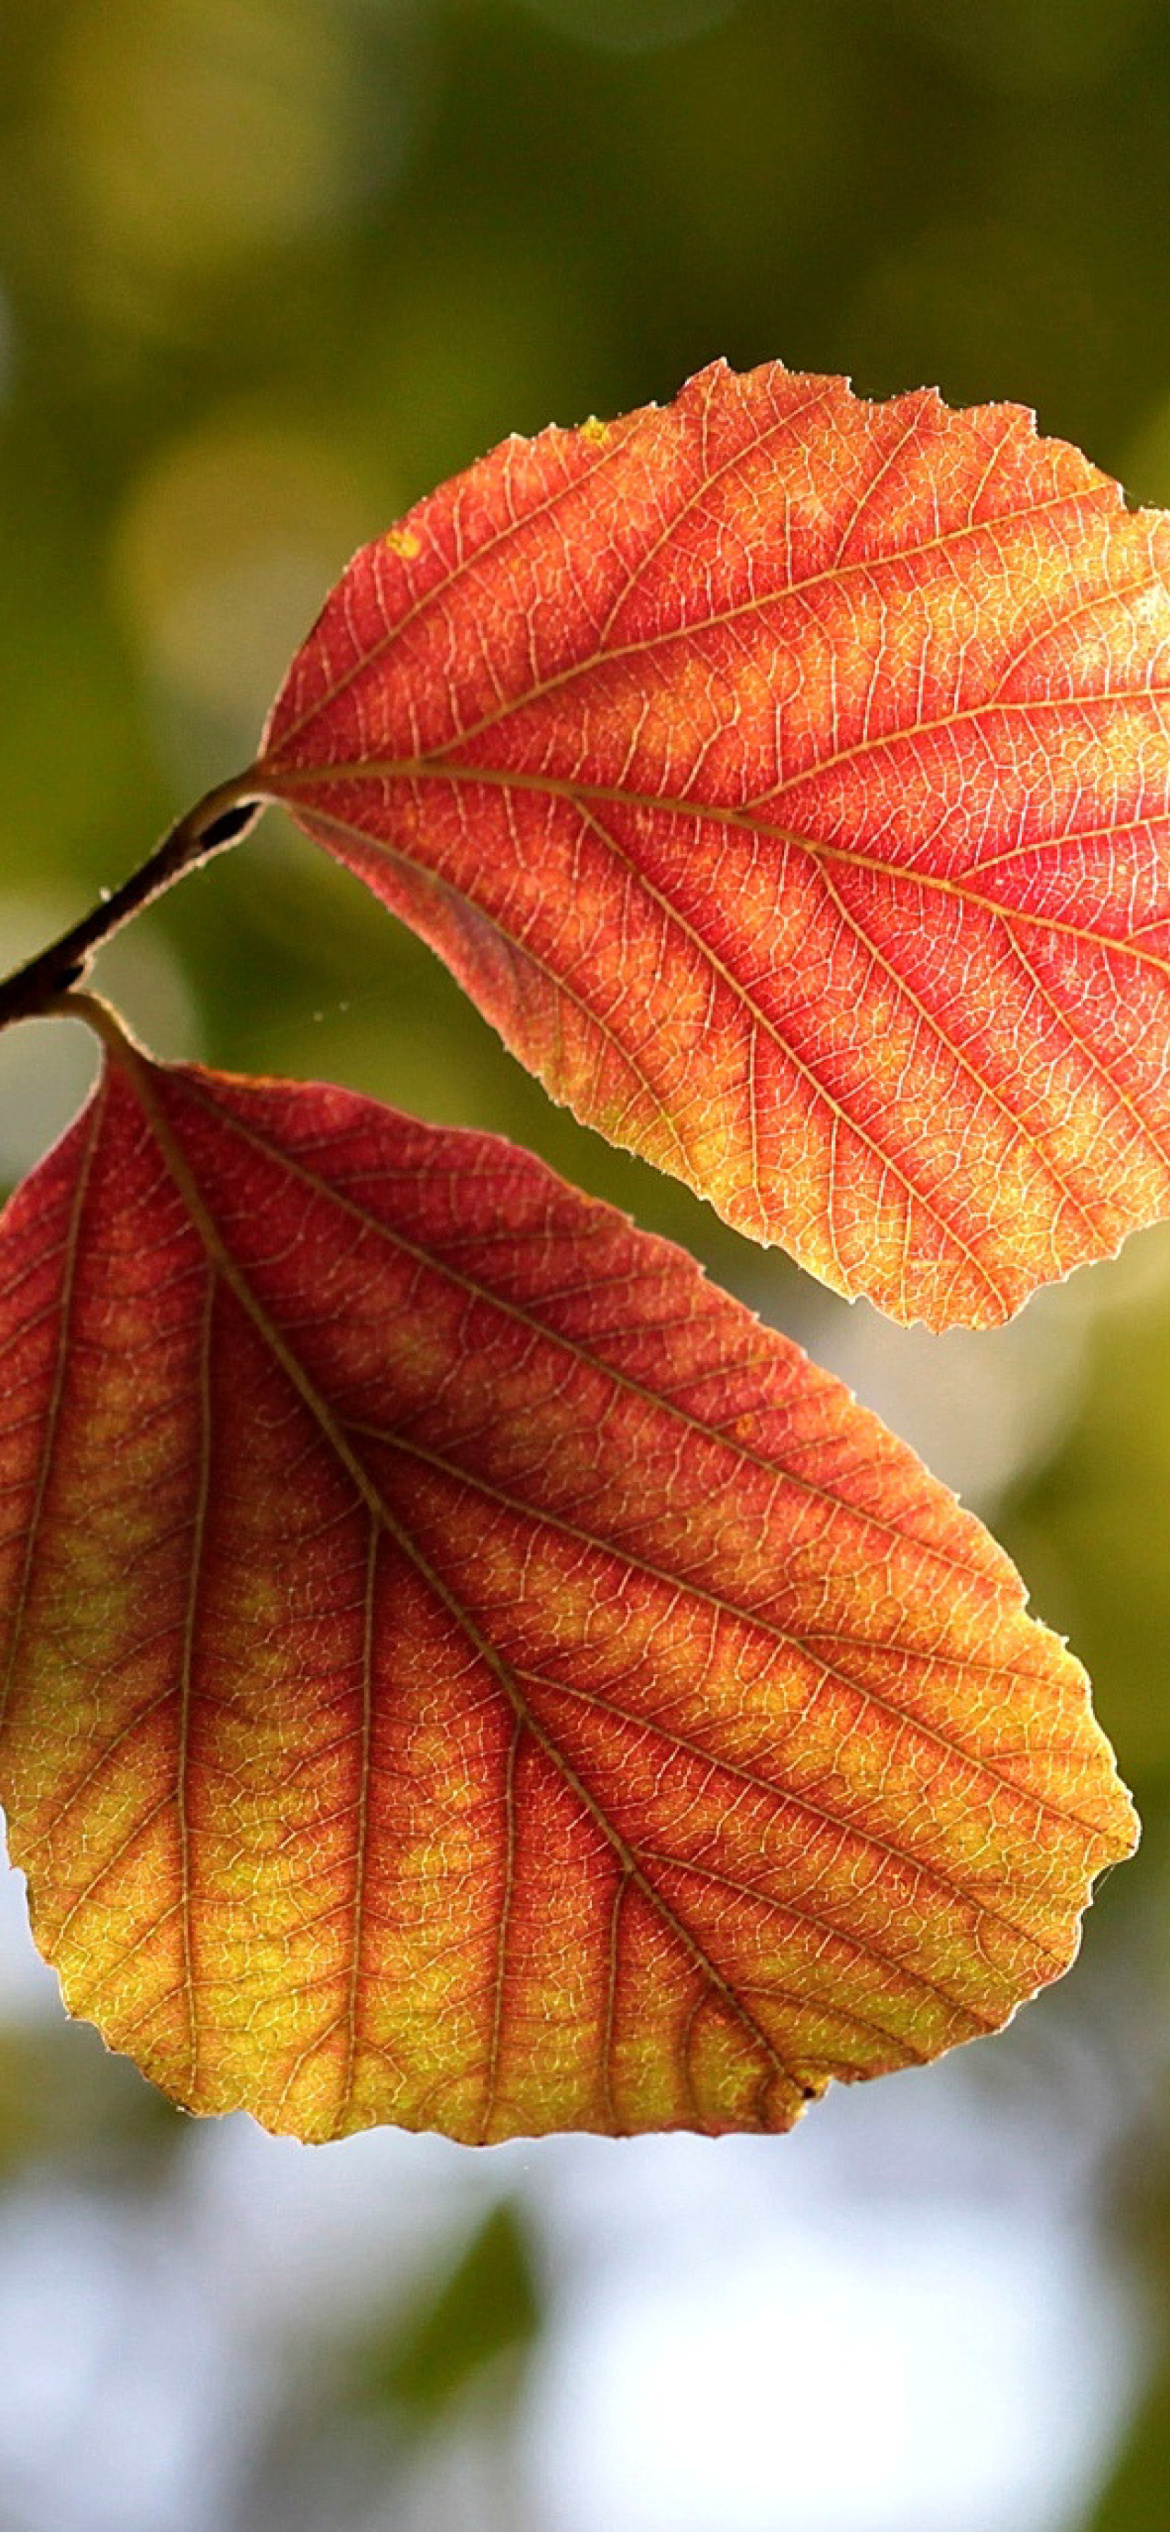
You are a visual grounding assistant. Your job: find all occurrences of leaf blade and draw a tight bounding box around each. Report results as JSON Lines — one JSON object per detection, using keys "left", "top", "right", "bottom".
{"left": 0, "top": 1050, "right": 1135, "bottom": 2141}
{"left": 261, "top": 359, "right": 1170, "bottom": 1326}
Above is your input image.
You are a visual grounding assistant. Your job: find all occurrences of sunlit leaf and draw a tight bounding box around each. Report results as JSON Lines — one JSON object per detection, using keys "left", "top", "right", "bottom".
{"left": 0, "top": 1024, "right": 1133, "bottom": 2141}
{"left": 261, "top": 358, "right": 1170, "bottom": 1329}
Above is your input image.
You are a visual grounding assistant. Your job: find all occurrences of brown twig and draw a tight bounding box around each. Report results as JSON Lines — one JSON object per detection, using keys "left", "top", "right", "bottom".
{"left": 0, "top": 769, "right": 267, "bottom": 1034}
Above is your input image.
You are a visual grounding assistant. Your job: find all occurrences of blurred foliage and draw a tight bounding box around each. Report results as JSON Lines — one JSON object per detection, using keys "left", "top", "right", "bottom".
{"left": 1005, "top": 1245, "right": 1170, "bottom": 1786}
{"left": 1082, "top": 2060, "right": 1170, "bottom": 2529}
{"left": 1, "top": 0, "right": 1170, "bottom": 2524}
{"left": 0, "top": 2019, "right": 182, "bottom": 2182}
{"left": 354, "top": 2200, "right": 540, "bottom": 2426}
{"left": 1089, "top": 2306, "right": 1170, "bottom": 2531}
{"left": 235, "top": 2201, "right": 541, "bottom": 2528}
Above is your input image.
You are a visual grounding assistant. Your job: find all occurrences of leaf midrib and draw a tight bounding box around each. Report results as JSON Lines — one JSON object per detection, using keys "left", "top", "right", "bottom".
{"left": 138, "top": 1063, "right": 1118, "bottom": 2094}
{"left": 177, "top": 1073, "right": 1002, "bottom": 1592}
{"left": 118, "top": 1049, "right": 811, "bottom": 2131}
{"left": 348, "top": 1417, "right": 1100, "bottom": 1863}
{"left": 268, "top": 752, "right": 1170, "bottom": 983}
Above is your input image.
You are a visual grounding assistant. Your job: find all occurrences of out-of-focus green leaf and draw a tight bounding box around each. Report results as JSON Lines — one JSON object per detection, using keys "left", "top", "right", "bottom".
{"left": 1088, "top": 2368, "right": 1170, "bottom": 2532}
{"left": 357, "top": 2204, "right": 540, "bottom": 2425}
{"left": 1004, "top": 1243, "right": 1170, "bottom": 1782}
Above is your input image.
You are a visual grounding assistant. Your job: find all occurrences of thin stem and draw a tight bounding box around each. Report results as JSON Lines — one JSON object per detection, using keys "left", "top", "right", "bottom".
{"left": 0, "top": 768, "right": 267, "bottom": 1035}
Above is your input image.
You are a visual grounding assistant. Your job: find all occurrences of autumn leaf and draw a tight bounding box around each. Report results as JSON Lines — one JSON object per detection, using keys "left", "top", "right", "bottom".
{"left": 0, "top": 1007, "right": 1133, "bottom": 2142}
{"left": 258, "top": 358, "right": 1170, "bottom": 1330}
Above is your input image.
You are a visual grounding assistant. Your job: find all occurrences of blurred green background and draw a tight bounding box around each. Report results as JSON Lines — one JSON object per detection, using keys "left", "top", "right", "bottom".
{"left": 3, "top": 3, "right": 1170, "bottom": 2527}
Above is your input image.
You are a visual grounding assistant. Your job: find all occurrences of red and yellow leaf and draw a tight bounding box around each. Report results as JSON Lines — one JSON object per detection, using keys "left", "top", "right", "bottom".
{"left": 259, "top": 358, "right": 1170, "bottom": 1329}
{"left": 0, "top": 1012, "right": 1133, "bottom": 2140}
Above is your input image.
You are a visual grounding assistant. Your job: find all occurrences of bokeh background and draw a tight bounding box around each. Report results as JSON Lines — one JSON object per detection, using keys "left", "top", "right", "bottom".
{"left": 0, "top": 2, "right": 1169, "bottom": 2525}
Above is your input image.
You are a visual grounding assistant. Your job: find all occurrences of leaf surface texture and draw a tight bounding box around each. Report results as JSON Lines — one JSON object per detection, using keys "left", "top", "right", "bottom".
{"left": 263, "top": 359, "right": 1170, "bottom": 1327}
{"left": 0, "top": 1045, "right": 1133, "bottom": 2139}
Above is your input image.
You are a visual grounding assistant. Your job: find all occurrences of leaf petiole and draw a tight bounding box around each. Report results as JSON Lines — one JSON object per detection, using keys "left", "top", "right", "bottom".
{"left": 42, "top": 986, "right": 144, "bottom": 1062}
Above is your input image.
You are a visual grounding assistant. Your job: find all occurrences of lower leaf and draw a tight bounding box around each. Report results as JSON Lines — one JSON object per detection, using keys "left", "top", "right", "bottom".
{"left": 0, "top": 1028, "right": 1136, "bottom": 2141}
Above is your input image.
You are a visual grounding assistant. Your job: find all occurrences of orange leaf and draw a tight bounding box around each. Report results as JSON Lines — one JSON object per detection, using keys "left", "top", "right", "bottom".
{"left": 260, "top": 359, "right": 1170, "bottom": 1329}
{"left": 0, "top": 1017, "right": 1133, "bottom": 2140}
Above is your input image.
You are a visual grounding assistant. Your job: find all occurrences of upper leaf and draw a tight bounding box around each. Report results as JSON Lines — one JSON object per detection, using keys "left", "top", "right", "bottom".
{"left": 260, "top": 359, "right": 1170, "bottom": 1329}
{"left": 0, "top": 1022, "right": 1133, "bottom": 2141}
